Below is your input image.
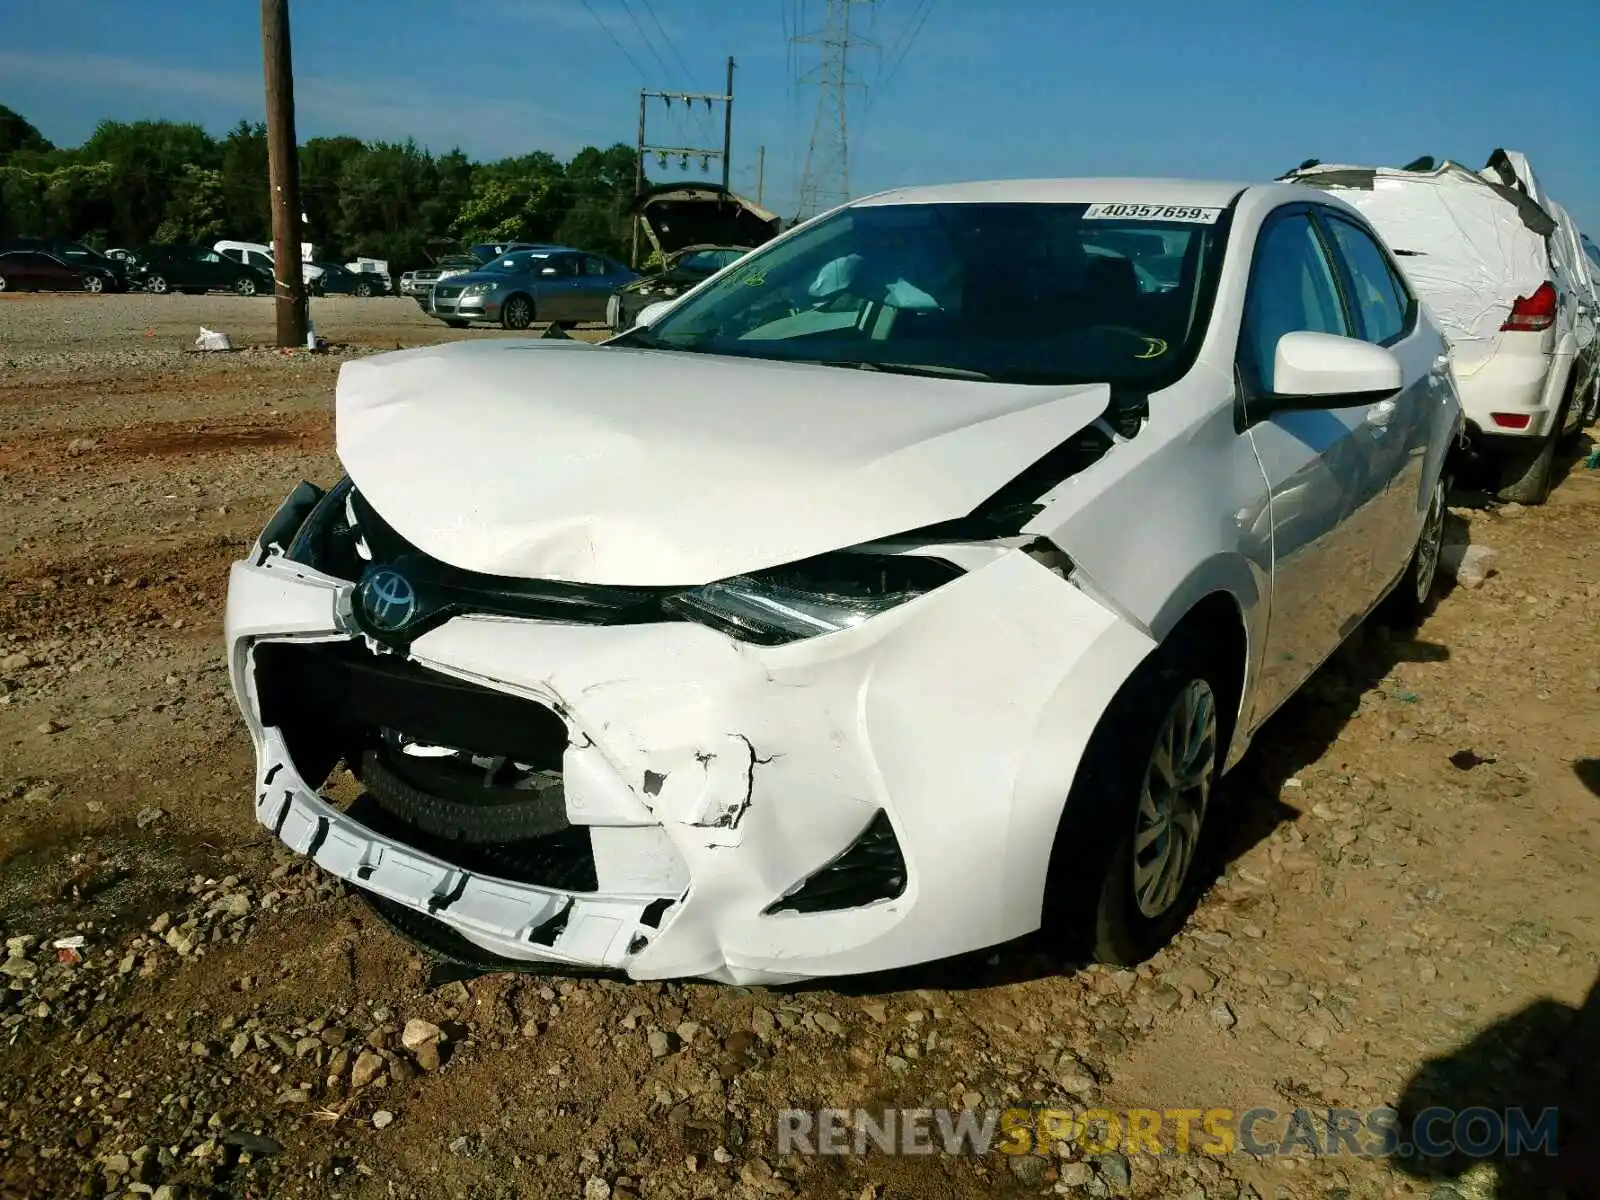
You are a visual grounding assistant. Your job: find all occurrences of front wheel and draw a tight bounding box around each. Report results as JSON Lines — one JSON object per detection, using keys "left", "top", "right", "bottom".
{"left": 355, "top": 280, "right": 373, "bottom": 298}
{"left": 145, "top": 274, "right": 170, "bottom": 295}
{"left": 0, "top": 273, "right": 9, "bottom": 293}
{"left": 83, "top": 275, "right": 105, "bottom": 294}
{"left": 1046, "top": 643, "right": 1223, "bottom": 966}
{"left": 501, "top": 294, "right": 534, "bottom": 330}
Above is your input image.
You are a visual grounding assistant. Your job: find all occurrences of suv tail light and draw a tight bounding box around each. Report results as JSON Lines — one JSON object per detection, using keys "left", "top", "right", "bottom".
{"left": 1501, "top": 282, "right": 1557, "bottom": 332}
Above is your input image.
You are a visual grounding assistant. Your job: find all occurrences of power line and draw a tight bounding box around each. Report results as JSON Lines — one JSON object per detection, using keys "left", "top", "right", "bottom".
{"left": 578, "top": 0, "right": 650, "bottom": 79}
{"left": 878, "top": 0, "right": 935, "bottom": 93}
{"left": 615, "top": 0, "right": 681, "bottom": 90}
{"left": 638, "top": 0, "right": 697, "bottom": 91}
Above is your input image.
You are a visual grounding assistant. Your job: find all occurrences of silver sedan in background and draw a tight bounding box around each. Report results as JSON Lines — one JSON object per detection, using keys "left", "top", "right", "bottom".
{"left": 428, "top": 248, "right": 637, "bottom": 330}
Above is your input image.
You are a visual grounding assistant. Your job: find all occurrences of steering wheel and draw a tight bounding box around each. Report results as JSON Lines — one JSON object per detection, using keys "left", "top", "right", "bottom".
{"left": 1084, "top": 325, "right": 1168, "bottom": 359}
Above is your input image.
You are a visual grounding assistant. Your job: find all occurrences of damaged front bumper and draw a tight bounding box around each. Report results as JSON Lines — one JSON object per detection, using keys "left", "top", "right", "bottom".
{"left": 225, "top": 528, "right": 1154, "bottom": 985}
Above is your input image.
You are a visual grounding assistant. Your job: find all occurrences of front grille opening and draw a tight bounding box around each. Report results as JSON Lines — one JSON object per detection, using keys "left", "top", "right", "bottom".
{"left": 763, "top": 810, "right": 907, "bottom": 916}
{"left": 256, "top": 639, "right": 598, "bottom": 891}
{"left": 347, "top": 795, "right": 599, "bottom": 891}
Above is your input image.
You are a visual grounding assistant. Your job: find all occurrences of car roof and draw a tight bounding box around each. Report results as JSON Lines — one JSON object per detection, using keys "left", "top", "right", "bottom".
{"left": 852, "top": 177, "right": 1253, "bottom": 209}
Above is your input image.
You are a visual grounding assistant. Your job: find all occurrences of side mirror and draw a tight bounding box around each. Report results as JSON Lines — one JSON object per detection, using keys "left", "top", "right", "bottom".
{"left": 633, "top": 300, "right": 674, "bottom": 328}
{"left": 1250, "top": 331, "right": 1403, "bottom": 420}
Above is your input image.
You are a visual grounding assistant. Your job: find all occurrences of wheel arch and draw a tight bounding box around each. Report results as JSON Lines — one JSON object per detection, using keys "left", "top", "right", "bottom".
{"left": 1015, "top": 583, "right": 1251, "bottom": 939}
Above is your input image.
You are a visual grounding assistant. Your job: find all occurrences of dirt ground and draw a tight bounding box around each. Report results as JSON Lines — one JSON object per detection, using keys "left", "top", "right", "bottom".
{"left": 2, "top": 294, "right": 1597, "bottom": 1200}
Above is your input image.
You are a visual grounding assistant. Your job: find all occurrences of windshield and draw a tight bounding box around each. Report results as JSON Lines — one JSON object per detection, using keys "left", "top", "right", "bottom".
{"left": 625, "top": 201, "right": 1230, "bottom": 386}
{"left": 482, "top": 251, "right": 554, "bottom": 274}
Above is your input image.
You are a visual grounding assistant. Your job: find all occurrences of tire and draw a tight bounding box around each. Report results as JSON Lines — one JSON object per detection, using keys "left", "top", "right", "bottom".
{"left": 501, "top": 294, "right": 534, "bottom": 330}
{"left": 355, "top": 280, "right": 373, "bottom": 298}
{"left": 0, "top": 273, "right": 8, "bottom": 293}
{"left": 145, "top": 274, "right": 169, "bottom": 295}
{"left": 1495, "top": 439, "right": 1554, "bottom": 504}
{"left": 83, "top": 275, "right": 105, "bottom": 294}
{"left": 1494, "top": 390, "right": 1570, "bottom": 505}
{"left": 234, "top": 275, "right": 258, "bottom": 297}
{"left": 359, "top": 750, "right": 570, "bottom": 845}
{"left": 1045, "top": 641, "right": 1225, "bottom": 966}
{"left": 1381, "top": 472, "right": 1447, "bottom": 628}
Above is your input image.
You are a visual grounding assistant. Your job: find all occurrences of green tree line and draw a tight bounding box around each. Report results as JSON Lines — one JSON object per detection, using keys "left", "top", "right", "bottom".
{"left": 0, "top": 104, "right": 645, "bottom": 267}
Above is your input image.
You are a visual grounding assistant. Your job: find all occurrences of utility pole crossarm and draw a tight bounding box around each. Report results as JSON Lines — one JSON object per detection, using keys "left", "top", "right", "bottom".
{"left": 629, "top": 56, "right": 738, "bottom": 268}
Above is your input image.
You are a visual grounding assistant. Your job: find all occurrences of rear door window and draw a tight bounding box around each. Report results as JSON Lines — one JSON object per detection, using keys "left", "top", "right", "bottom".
{"left": 1322, "top": 215, "right": 1410, "bottom": 345}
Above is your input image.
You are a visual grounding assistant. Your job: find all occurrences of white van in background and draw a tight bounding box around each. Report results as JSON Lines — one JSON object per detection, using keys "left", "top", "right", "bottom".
{"left": 215, "top": 240, "right": 325, "bottom": 288}
{"left": 1286, "top": 156, "right": 1597, "bottom": 503}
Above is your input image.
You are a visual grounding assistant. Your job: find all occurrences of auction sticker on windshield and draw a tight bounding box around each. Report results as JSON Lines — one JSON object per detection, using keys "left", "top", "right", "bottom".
{"left": 1082, "top": 204, "right": 1223, "bottom": 223}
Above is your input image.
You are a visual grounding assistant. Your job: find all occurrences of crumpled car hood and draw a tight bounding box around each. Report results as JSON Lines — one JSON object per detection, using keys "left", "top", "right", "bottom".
{"left": 334, "top": 339, "right": 1113, "bottom": 586}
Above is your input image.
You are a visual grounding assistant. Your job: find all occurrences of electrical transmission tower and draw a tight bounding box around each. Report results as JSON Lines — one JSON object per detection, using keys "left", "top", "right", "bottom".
{"left": 794, "top": 0, "right": 877, "bottom": 221}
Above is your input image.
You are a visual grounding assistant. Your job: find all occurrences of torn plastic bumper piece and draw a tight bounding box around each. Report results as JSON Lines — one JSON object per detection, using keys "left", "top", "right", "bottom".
{"left": 256, "top": 727, "right": 659, "bottom": 969}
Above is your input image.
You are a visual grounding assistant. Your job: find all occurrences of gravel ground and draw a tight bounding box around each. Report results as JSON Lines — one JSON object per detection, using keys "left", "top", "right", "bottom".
{"left": 1, "top": 295, "right": 1598, "bottom": 1200}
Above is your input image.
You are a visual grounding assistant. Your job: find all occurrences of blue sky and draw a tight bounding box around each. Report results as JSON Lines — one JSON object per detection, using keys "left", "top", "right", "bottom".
{"left": 2, "top": 0, "right": 1597, "bottom": 231}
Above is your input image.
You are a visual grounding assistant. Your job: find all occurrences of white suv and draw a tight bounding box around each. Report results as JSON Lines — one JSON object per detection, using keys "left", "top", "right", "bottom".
{"left": 1287, "top": 155, "right": 1597, "bottom": 503}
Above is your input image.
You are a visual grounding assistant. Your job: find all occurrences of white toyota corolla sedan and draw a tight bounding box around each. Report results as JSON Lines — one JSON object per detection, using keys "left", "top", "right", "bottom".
{"left": 225, "top": 178, "right": 1462, "bottom": 984}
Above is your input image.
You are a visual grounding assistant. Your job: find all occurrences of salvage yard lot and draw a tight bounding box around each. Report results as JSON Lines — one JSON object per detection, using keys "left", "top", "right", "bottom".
{"left": 1, "top": 294, "right": 1598, "bottom": 1200}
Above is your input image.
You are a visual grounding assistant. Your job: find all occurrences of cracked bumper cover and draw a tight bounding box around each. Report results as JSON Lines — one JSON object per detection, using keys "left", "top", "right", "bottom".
{"left": 225, "top": 547, "right": 1154, "bottom": 985}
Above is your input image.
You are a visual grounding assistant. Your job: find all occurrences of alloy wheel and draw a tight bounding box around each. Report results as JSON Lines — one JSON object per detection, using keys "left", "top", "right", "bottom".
{"left": 1131, "top": 678, "right": 1217, "bottom": 919}
{"left": 146, "top": 275, "right": 168, "bottom": 295}
{"left": 236, "top": 277, "right": 257, "bottom": 297}
{"left": 1414, "top": 480, "right": 1445, "bottom": 604}
{"left": 504, "top": 296, "right": 533, "bottom": 330}
{"left": 85, "top": 275, "right": 105, "bottom": 294}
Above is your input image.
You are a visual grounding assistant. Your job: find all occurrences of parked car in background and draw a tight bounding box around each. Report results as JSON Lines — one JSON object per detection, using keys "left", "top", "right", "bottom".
{"left": 607, "top": 182, "right": 780, "bottom": 332}
{"left": 217, "top": 240, "right": 324, "bottom": 289}
{"left": 229, "top": 178, "right": 1462, "bottom": 982}
{"left": 0, "top": 248, "right": 122, "bottom": 293}
{"left": 608, "top": 246, "right": 748, "bottom": 332}
{"left": 427, "top": 247, "right": 635, "bottom": 329}
{"left": 313, "top": 262, "right": 383, "bottom": 297}
{"left": 2, "top": 238, "right": 136, "bottom": 290}
{"left": 344, "top": 258, "right": 392, "bottom": 294}
{"left": 130, "top": 245, "right": 275, "bottom": 297}
{"left": 1285, "top": 156, "right": 1597, "bottom": 503}
{"left": 401, "top": 254, "right": 480, "bottom": 300}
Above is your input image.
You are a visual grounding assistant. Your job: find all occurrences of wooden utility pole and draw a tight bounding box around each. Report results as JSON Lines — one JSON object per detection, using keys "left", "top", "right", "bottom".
{"left": 260, "top": 0, "right": 307, "bottom": 347}
{"left": 631, "top": 88, "right": 648, "bottom": 270}
{"left": 720, "top": 56, "right": 735, "bottom": 193}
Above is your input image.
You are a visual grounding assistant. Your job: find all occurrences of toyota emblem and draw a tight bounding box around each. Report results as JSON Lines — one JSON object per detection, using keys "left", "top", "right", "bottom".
{"left": 358, "top": 568, "right": 418, "bottom": 631}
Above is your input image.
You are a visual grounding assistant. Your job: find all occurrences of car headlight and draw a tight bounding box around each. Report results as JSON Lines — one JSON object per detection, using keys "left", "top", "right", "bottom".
{"left": 663, "top": 552, "right": 963, "bottom": 645}
{"left": 460, "top": 282, "right": 496, "bottom": 297}
{"left": 273, "top": 475, "right": 366, "bottom": 578}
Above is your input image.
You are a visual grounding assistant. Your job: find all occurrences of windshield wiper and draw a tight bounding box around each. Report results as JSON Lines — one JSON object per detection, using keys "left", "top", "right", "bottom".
{"left": 807, "top": 360, "right": 994, "bottom": 380}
